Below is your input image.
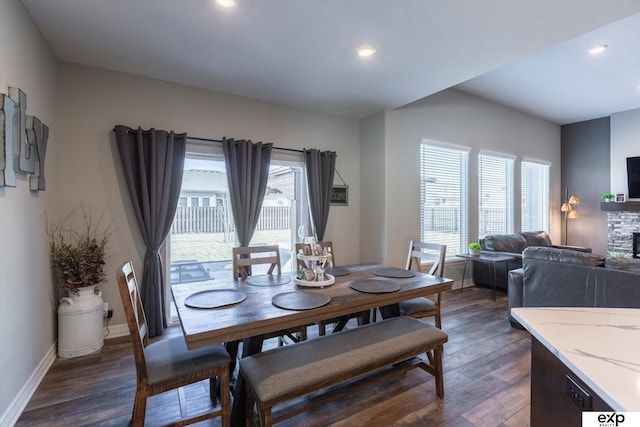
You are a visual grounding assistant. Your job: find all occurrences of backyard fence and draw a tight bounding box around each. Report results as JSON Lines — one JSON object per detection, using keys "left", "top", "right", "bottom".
{"left": 422, "top": 206, "right": 507, "bottom": 234}
{"left": 171, "top": 205, "right": 291, "bottom": 234}
{"left": 174, "top": 205, "right": 505, "bottom": 235}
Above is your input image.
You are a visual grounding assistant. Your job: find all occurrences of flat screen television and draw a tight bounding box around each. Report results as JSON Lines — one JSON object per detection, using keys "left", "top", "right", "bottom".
{"left": 627, "top": 156, "right": 640, "bottom": 199}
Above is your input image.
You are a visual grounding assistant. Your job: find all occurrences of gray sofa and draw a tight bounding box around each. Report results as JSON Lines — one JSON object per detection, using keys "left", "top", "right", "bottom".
{"left": 472, "top": 230, "right": 591, "bottom": 291}
{"left": 508, "top": 246, "right": 640, "bottom": 328}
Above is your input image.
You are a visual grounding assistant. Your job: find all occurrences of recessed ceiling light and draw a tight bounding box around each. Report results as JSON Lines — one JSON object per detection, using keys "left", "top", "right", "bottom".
{"left": 589, "top": 44, "right": 608, "bottom": 55}
{"left": 357, "top": 45, "right": 376, "bottom": 58}
{"left": 215, "top": 0, "right": 236, "bottom": 8}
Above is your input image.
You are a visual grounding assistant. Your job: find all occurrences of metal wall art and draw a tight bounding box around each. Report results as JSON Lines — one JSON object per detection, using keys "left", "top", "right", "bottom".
{"left": 0, "top": 87, "right": 48, "bottom": 190}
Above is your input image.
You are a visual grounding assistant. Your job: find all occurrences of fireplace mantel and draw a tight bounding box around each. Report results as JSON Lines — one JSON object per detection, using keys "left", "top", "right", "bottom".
{"left": 601, "top": 201, "right": 640, "bottom": 212}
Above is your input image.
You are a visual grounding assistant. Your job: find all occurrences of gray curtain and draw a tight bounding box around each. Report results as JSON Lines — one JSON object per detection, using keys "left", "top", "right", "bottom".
{"left": 114, "top": 125, "right": 186, "bottom": 337}
{"left": 305, "top": 149, "right": 336, "bottom": 241}
{"left": 222, "top": 138, "right": 273, "bottom": 246}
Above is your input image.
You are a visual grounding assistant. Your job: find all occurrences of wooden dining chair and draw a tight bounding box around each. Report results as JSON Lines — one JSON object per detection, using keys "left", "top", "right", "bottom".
{"left": 116, "top": 261, "right": 231, "bottom": 427}
{"left": 232, "top": 245, "right": 281, "bottom": 280}
{"left": 232, "top": 245, "right": 307, "bottom": 345}
{"left": 398, "top": 241, "right": 447, "bottom": 329}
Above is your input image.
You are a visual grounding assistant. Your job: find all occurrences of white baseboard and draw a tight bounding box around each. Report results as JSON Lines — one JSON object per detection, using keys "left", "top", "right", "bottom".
{"left": 104, "top": 323, "right": 129, "bottom": 340}
{"left": 451, "top": 280, "right": 466, "bottom": 290}
{"left": 0, "top": 343, "right": 56, "bottom": 427}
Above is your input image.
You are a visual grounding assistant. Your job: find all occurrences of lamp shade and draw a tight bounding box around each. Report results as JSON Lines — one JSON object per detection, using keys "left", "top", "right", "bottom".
{"left": 568, "top": 210, "right": 579, "bottom": 219}
{"left": 561, "top": 203, "right": 572, "bottom": 212}
{"left": 568, "top": 195, "right": 580, "bottom": 205}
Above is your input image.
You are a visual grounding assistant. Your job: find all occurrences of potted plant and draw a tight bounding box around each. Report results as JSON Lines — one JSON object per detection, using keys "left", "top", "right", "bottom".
{"left": 601, "top": 193, "right": 615, "bottom": 202}
{"left": 604, "top": 251, "right": 640, "bottom": 271}
{"left": 468, "top": 242, "right": 482, "bottom": 256}
{"left": 47, "top": 206, "right": 111, "bottom": 358}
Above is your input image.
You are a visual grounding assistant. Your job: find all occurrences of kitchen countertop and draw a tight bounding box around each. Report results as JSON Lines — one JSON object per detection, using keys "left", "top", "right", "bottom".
{"left": 511, "top": 307, "right": 640, "bottom": 411}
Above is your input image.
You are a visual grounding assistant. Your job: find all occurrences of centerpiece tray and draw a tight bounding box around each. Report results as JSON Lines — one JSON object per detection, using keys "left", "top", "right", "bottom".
{"left": 294, "top": 273, "right": 335, "bottom": 288}
{"left": 296, "top": 253, "right": 333, "bottom": 262}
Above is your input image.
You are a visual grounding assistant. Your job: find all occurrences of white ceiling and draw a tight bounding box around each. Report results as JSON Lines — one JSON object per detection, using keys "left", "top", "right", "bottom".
{"left": 20, "top": 0, "right": 640, "bottom": 124}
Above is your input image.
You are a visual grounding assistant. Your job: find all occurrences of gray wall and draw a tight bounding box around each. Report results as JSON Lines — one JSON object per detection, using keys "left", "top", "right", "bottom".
{"left": 359, "top": 111, "right": 386, "bottom": 263}
{"left": 561, "top": 117, "right": 610, "bottom": 254}
{"left": 368, "top": 89, "right": 562, "bottom": 268}
{"left": 611, "top": 107, "right": 640, "bottom": 194}
{"left": 0, "top": 1, "right": 59, "bottom": 423}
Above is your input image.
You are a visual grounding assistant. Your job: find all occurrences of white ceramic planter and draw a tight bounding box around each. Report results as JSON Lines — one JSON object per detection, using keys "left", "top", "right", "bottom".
{"left": 57, "top": 285, "right": 104, "bottom": 358}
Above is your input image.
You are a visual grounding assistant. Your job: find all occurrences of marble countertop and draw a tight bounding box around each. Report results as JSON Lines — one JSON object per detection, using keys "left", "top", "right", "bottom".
{"left": 511, "top": 307, "right": 640, "bottom": 411}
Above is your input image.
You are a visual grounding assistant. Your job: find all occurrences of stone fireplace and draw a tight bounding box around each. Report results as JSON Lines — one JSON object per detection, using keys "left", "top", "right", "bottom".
{"left": 606, "top": 208, "right": 640, "bottom": 255}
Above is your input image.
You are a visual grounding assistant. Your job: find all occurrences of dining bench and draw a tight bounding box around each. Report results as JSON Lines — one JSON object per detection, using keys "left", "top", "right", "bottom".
{"left": 239, "top": 316, "right": 448, "bottom": 426}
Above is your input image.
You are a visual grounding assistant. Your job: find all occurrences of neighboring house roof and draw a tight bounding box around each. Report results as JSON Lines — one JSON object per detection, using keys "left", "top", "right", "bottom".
{"left": 181, "top": 170, "right": 228, "bottom": 193}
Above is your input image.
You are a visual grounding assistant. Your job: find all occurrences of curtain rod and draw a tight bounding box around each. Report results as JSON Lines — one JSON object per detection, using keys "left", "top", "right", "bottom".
{"left": 117, "top": 128, "right": 337, "bottom": 155}
{"left": 188, "top": 135, "right": 304, "bottom": 154}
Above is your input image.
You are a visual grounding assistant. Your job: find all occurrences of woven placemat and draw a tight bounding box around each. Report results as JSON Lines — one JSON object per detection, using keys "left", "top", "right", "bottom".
{"left": 184, "top": 289, "right": 246, "bottom": 309}
{"left": 245, "top": 274, "right": 292, "bottom": 287}
{"left": 324, "top": 266, "right": 350, "bottom": 277}
{"left": 349, "top": 279, "right": 400, "bottom": 294}
{"left": 272, "top": 291, "right": 331, "bottom": 310}
{"left": 372, "top": 267, "right": 416, "bottom": 278}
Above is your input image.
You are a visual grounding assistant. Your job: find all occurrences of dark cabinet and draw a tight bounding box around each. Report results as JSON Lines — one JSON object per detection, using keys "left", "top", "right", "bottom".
{"left": 531, "top": 337, "right": 613, "bottom": 426}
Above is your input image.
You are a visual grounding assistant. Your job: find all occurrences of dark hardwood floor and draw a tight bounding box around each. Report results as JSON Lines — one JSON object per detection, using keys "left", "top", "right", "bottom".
{"left": 16, "top": 287, "right": 531, "bottom": 427}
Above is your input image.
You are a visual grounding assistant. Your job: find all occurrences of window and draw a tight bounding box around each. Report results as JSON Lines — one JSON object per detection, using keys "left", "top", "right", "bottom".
{"left": 521, "top": 160, "right": 549, "bottom": 232}
{"left": 420, "top": 141, "right": 469, "bottom": 257}
{"left": 478, "top": 152, "right": 514, "bottom": 238}
{"left": 170, "top": 149, "right": 309, "bottom": 282}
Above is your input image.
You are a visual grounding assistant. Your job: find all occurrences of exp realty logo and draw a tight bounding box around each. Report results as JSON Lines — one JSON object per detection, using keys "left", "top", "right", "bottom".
{"left": 583, "top": 412, "right": 640, "bottom": 427}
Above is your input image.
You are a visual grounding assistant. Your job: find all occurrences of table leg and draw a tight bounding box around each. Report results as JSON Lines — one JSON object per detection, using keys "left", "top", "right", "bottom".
{"left": 460, "top": 259, "right": 468, "bottom": 294}
{"left": 332, "top": 316, "right": 350, "bottom": 333}
{"left": 491, "top": 263, "right": 497, "bottom": 301}
{"left": 230, "top": 335, "right": 264, "bottom": 427}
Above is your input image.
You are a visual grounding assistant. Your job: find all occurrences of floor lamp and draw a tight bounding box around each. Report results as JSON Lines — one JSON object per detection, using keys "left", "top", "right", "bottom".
{"left": 561, "top": 187, "right": 579, "bottom": 245}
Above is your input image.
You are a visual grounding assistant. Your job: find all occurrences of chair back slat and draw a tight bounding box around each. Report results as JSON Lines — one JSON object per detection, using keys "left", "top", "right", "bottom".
{"left": 116, "top": 261, "right": 149, "bottom": 377}
{"left": 405, "top": 241, "right": 446, "bottom": 278}
{"left": 232, "top": 245, "right": 282, "bottom": 279}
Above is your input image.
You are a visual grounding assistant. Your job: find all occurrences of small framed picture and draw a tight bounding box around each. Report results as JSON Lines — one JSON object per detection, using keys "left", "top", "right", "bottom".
{"left": 616, "top": 193, "right": 626, "bottom": 202}
{"left": 330, "top": 185, "right": 349, "bottom": 206}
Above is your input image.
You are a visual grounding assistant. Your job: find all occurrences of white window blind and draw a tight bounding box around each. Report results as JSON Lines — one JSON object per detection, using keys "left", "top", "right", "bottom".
{"left": 521, "top": 160, "right": 549, "bottom": 232}
{"left": 478, "top": 152, "right": 514, "bottom": 238}
{"left": 420, "top": 142, "right": 469, "bottom": 257}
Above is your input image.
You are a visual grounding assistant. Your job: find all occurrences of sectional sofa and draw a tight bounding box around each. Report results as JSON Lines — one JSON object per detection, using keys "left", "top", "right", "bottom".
{"left": 508, "top": 246, "right": 640, "bottom": 328}
{"left": 472, "top": 231, "right": 591, "bottom": 291}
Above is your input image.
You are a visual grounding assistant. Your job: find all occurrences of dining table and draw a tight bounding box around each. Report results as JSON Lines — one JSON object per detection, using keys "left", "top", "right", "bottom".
{"left": 171, "top": 263, "right": 453, "bottom": 426}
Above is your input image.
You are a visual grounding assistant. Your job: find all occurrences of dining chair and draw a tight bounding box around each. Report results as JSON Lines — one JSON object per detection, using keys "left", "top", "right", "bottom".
{"left": 116, "top": 261, "right": 231, "bottom": 427}
{"left": 294, "top": 241, "right": 367, "bottom": 336}
{"left": 232, "top": 245, "right": 307, "bottom": 345}
{"left": 398, "top": 241, "right": 447, "bottom": 329}
{"left": 232, "top": 245, "right": 281, "bottom": 279}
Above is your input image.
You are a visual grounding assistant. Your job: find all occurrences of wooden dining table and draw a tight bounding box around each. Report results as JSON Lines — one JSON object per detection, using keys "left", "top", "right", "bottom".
{"left": 171, "top": 263, "right": 453, "bottom": 426}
